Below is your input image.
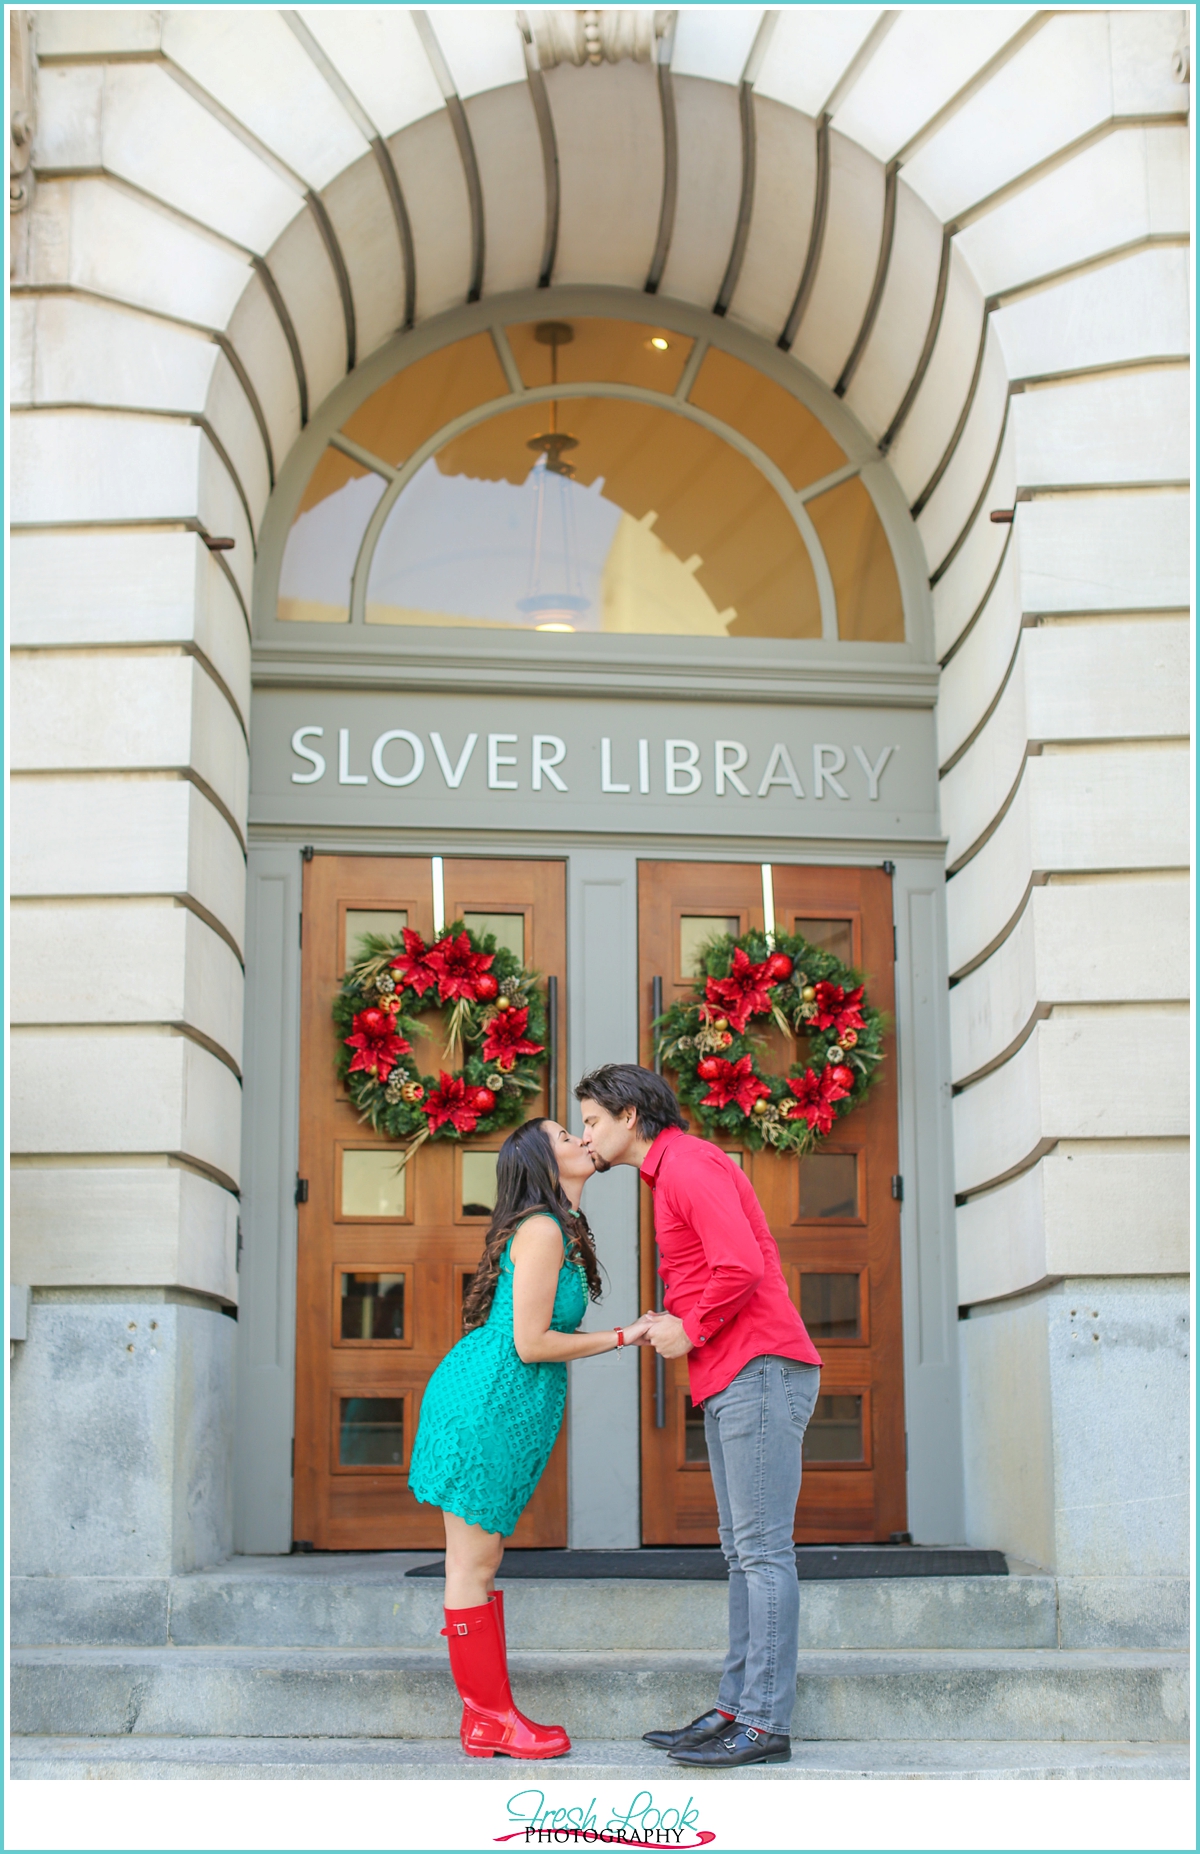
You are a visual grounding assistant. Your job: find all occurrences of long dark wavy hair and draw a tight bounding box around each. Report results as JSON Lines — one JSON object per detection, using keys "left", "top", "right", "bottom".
{"left": 461, "top": 1119, "right": 603, "bottom": 1331}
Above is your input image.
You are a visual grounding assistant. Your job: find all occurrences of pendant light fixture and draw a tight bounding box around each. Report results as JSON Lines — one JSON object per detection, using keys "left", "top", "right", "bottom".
{"left": 518, "top": 321, "right": 591, "bottom": 632}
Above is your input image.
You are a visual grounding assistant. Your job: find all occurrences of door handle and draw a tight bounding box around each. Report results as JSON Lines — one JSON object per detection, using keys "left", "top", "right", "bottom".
{"left": 651, "top": 974, "right": 666, "bottom": 1427}
{"left": 546, "top": 973, "right": 559, "bottom": 1120}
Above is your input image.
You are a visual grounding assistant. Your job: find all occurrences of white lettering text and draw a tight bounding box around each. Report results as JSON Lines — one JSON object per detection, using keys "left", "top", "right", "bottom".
{"left": 756, "top": 743, "right": 804, "bottom": 797}
{"left": 853, "top": 743, "right": 895, "bottom": 800}
{"left": 371, "top": 729, "right": 425, "bottom": 787}
{"left": 532, "top": 735, "right": 568, "bottom": 792}
{"left": 714, "top": 739, "right": 750, "bottom": 797}
{"left": 338, "top": 727, "right": 368, "bottom": 785}
{"left": 812, "top": 743, "right": 849, "bottom": 799}
{"left": 665, "top": 739, "right": 702, "bottom": 796}
{"left": 290, "top": 726, "right": 325, "bottom": 784}
{"left": 600, "top": 738, "right": 631, "bottom": 793}
{"left": 430, "top": 731, "right": 478, "bottom": 789}
{"left": 488, "top": 733, "right": 519, "bottom": 790}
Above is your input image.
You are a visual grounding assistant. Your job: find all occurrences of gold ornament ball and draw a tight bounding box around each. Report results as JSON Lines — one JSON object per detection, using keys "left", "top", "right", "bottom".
{"left": 496, "top": 996, "right": 512, "bottom": 1011}
{"left": 401, "top": 1081, "right": 425, "bottom": 1104}
{"left": 752, "top": 1098, "right": 769, "bottom": 1116}
{"left": 714, "top": 1016, "right": 729, "bottom": 1032}
{"left": 842, "top": 1029, "right": 858, "bottom": 1048}
{"left": 801, "top": 986, "right": 816, "bottom": 1003}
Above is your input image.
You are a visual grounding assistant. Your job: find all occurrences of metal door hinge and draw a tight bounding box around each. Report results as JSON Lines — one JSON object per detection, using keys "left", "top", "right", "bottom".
{"left": 295, "top": 1177, "right": 309, "bottom": 1205}
{"left": 893, "top": 925, "right": 898, "bottom": 960}
{"left": 301, "top": 845, "right": 315, "bottom": 862}
{"left": 891, "top": 1175, "right": 903, "bottom": 1202}
{"left": 298, "top": 913, "right": 303, "bottom": 946}
{"left": 235, "top": 1217, "right": 243, "bottom": 1272}
{"left": 291, "top": 1438, "right": 295, "bottom": 1479}
{"left": 881, "top": 860, "right": 895, "bottom": 876}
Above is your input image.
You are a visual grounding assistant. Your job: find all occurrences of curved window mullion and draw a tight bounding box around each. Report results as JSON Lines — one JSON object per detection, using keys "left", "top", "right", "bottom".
{"left": 348, "top": 389, "right": 522, "bottom": 624}
{"left": 328, "top": 431, "right": 400, "bottom": 483}
{"left": 350, "top": 378, "right": 854, "bottom": 634}
{"left": 794, "top": 503, "right": 838, "bottom": 642}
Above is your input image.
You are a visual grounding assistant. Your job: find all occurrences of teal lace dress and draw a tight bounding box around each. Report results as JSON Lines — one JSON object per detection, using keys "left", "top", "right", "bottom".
{"left": 408, "top": 1218, "right": 588, "bottom": 1537}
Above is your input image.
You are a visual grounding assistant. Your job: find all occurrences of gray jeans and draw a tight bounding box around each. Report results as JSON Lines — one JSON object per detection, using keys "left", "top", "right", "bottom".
{"left": 703, "top": 1354, "right": 821, "bottom": 1736}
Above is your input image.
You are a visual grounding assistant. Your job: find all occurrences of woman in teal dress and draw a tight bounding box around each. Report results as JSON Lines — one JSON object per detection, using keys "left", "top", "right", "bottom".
{"left": 408, "top": 1116, "right": 651, "bottom": 1760}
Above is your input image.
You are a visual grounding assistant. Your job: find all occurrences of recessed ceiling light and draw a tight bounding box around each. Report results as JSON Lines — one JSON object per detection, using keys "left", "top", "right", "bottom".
{"left": 535, "top": 621, "right": 575, "bottom": 632}
{"left": 649, "top": 336, "right": 670, "bottom": 351}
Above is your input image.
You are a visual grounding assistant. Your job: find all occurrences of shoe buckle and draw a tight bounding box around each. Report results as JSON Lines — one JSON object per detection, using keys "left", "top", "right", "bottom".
{"left": 454, "top": 1622, "right": 470, "bottom": 1636}
{"left": 745, "top": 1727, "right": 759, "bottom": 1741}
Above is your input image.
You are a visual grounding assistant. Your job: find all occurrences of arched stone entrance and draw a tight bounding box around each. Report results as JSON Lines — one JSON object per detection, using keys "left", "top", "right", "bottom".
{"left": 11, "top": 9, "right": 1188, "bottom": 1609}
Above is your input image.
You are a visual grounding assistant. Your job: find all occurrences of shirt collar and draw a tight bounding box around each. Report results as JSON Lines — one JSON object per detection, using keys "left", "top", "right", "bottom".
{"left": 639, "top": 1125, "right": 684, "bottom": 1187}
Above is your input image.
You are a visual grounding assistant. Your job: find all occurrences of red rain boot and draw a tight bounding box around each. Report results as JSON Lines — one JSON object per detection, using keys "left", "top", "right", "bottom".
{"left": 441, "top": 1600, "right": 570, "bottom": 1759}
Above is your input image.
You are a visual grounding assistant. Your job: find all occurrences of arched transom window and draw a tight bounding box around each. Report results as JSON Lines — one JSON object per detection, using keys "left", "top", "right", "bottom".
{"left": 276, "top": 316, "right": 906, "bottom": 644}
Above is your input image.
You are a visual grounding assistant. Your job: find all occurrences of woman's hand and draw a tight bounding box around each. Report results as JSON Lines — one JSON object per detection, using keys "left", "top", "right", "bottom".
{"left": 511, "top": 1219, "right": 660, "bottom": 1364}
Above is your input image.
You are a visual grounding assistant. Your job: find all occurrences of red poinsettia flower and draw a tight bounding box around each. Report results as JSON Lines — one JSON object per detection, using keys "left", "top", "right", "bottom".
{"left": 345, "top": 1009, "right": 411, "bottom": 1083}
{"left": 390, "top": 928, "right": 440, "bottom": 997}
{"left": 422, "top": 1071, "right": 481, "bottom": 1134}
{"left": 784, "top": 1064, "right": 852, "bottom": 1136}
{"left": 704, "top": 948, "right": 774, "bottom": 1034}
{"left": 700, "top": 1054, "right": 771, "bottom": 1116}
{"left": 811, "top": 981, "right": 865, "bottom": 1039}
{"left": 482, "top": 1005, "right": 543, "bottom": 1066}
{"left": 426, "top": 931, "right": 496, "bottom": 1003}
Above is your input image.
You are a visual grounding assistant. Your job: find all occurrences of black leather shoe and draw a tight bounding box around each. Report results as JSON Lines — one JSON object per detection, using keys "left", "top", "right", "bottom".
{"left": 669, "top": 1725, "right": 791, "bottom": 1768}
{"left": 643, "top": 1707, "right": 735, "bottom": 1752}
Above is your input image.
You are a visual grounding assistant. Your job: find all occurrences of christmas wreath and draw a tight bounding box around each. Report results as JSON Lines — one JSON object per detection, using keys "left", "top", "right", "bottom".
{"left": 655, "top": 928, "right": 885, "bottom": 1155}
{"left": 334, "top": 923, "right": 548, "bottom": 1164}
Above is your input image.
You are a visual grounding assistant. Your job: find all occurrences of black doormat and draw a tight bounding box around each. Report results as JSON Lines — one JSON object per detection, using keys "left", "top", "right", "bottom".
{"left": 408, "top": 1546, "right": 1007, "bottom": 1581}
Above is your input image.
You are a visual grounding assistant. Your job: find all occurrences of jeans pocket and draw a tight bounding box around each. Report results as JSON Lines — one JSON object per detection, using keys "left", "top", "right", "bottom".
{"left": 781, "top": 1361, "right": 820, "bottom": 1433}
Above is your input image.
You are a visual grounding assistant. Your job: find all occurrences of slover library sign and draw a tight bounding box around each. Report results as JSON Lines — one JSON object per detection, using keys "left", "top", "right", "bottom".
{"left": 250, "top": 690, "right": 939, "bottom": 843}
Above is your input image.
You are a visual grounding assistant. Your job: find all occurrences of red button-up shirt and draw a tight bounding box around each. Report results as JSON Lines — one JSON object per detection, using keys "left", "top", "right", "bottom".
{"left": 641, "top": 1127, "right": 822, "bottom": 1404}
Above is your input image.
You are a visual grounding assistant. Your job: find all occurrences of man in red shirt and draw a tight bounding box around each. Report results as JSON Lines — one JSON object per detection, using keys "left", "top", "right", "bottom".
{"left": 577, "top": 1063, "right": 822, "bottom": 1770}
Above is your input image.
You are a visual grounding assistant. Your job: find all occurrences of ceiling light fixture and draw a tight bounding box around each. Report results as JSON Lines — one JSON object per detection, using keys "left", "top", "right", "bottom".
{"left": 649, "top": 336, "right": 670, "bottom": 351}
{"left": 519, "top": 321, "right": 592, "bottom": 635}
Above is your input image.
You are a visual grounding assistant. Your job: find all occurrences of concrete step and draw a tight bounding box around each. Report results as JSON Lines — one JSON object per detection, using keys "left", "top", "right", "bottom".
{"left": 11, "top": 1646, "right": 1188, "bottom": 1745}
{"left": 10, "top": 1735, "right": 1190, "bottom": 1782}
{"left": 12, "top": 1559, "right": 1189, "bottom": 1650}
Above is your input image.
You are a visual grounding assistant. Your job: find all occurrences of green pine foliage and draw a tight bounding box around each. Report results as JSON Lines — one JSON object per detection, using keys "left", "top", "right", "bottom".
{"left": 333, "top": 922, "right": 548, "bottom": 1142}
{"left": 654, "top": 927, "right": 886, "bottom": 1155}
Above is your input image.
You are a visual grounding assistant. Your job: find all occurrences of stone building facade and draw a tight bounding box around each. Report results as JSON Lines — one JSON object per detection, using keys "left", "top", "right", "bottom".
{"left": 10, "top": 5, "right": 1190, "bottom": 1652}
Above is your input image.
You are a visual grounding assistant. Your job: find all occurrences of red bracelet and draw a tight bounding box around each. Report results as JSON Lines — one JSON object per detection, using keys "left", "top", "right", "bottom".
{"left": 615, "top": 1328, "right": 625, "bottom": 1349}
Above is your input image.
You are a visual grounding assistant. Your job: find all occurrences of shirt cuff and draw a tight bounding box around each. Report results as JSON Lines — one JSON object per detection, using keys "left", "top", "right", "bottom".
{"left": 682, "top": 1308, "right": 716, "bottom": 1348}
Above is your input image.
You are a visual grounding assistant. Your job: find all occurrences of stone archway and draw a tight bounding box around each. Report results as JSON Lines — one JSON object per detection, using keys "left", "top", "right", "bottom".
{"left": 11, "top": 8, "right": 1189, "bottom": 1577}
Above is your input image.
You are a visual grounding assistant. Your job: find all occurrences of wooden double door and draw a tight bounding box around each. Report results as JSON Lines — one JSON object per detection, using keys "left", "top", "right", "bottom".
{"left": 293, "top": 854, "right": 568, "bottom": 1550}
{"left": 638, "top": 861, "right": 906, "bottom": 1545}
{"left": 293, "top": 852, "right": 905, "bottom": 1550}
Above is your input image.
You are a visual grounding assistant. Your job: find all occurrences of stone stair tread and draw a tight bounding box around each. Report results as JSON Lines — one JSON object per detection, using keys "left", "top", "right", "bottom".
{"left": 17, "top": 1564, "right": 1187, "bottom": 1652}
{"left": 10, "top": 1736, "right": 1190, "bottom": 1782}
{"left": 15, "top": 1644, "right": 1186, "bottom": 1746}
{"left": 11, "top": 1644, "right": 1188, "bottom": 1669}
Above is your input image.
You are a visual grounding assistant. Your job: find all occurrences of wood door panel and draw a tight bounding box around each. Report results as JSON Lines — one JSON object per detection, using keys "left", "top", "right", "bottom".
{"left": 638, "top": 860, "right": 906, "bottom": 1545}
{"left": 295, "top": 854, "right": 568, "bottom": 1550}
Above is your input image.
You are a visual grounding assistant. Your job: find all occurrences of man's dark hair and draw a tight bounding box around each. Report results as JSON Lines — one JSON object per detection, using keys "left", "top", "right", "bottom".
{"left": 574, "top": 1063, "right": 686, "bottom": 1141}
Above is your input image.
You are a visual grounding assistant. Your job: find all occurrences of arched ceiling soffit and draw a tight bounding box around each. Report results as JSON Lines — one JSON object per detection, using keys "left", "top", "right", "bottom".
{"left": 29, "top": 7, "right": 1189, "bottom": 639}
